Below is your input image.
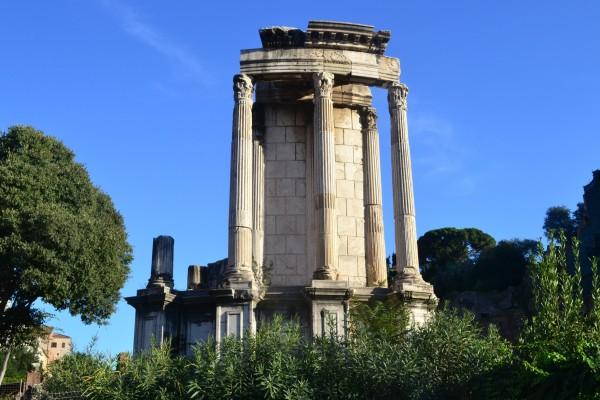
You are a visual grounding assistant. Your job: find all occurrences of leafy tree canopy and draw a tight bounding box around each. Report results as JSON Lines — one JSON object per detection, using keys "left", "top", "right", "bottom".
{"left": 412, "top": 228, "right": 536, "bottom": 298}
{"left": 472, "top": 239, "right": 538, "bottom": 291}
{"left": 417, "top": 227, "right": 496, "bottom": 282}
{"left": 0, "top": 126, "right": 132, "bottom": 349}
{"left": 0, "top": 347, "right": 36, "bottom": 384}
{"left": 543, "top": 206, "right": 576, "bottom": 239}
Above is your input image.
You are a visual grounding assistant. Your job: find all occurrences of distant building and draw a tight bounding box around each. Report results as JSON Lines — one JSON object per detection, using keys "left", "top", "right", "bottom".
{"left": 34, "top": 327, "right": 72, "bottom": 371}
{"left": 579, "top": 170, "right": 600, "bottom": 281}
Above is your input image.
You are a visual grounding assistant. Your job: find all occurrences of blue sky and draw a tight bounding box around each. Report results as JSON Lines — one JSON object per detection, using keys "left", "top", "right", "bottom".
{"left": 1, "top": 0, "right": 598, "bottom": 354}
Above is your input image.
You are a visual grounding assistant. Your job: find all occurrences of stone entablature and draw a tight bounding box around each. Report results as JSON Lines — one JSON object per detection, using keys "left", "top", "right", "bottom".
{"left": 244, "top": 20, "right": 398, "bottom": 88}
{"left": 259, "top": 21, "right": 390, "bottom": 55}
{"left": 240, "top": 47, "right": 400, "bottom": 87}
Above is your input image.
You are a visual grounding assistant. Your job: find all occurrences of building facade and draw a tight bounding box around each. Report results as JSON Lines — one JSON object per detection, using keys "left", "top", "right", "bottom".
{"left": 33, "top": 327, "right": 72, "bottom": 372}
{"left": 127, "top": 21, "right": 435, "bottom": 355}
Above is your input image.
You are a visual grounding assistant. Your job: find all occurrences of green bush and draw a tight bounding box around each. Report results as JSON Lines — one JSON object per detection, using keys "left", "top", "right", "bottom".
{"left": 44, "top": 307, "right": 510, "bottom": 400}
{"left": 45, "top": 343, "right": 189, "bottom": 400}
{"left": 42, "top": 239, "right": 600, "bottom": 399}
{"left": 511, "top": 238, "right": 600, "bottom": 399}
{"left": 188, "top": 315, "right": 310, "bottom": 399}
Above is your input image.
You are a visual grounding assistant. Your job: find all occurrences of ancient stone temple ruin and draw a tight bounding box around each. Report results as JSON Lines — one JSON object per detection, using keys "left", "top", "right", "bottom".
{"left": 127, "top": 20, "right": 435, "bottom": 354}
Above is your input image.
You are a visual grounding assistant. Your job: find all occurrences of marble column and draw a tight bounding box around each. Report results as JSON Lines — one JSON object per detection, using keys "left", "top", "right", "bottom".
{"left": 252, "top": 104, "right": 265, "bottom": 282}
{"left": 312, "top": 72, "right": 337, "bottom": 280}
{"left": 148, "top": 235, "right": 174, "bottom": 288}
{"left": 360, "top": 107, "right": 387, "bottom": 287}
{"left": 388, "top": 82, "right": 422, "bottom": 283}
{"left": 227, "top": 74, "right": 254, "bottom": 282}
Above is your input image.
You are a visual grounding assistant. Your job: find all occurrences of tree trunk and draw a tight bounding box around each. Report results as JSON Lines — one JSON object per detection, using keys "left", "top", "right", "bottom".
{"left": 0, "top": 346, "right": 11, "bottom": 386}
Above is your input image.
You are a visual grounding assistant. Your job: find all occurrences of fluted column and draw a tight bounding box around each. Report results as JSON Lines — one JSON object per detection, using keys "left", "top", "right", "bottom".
{"left": 312, "top": 72, "right": 337, "bottom": 280}
{"left": 252, "top": 104, "right": 265, "bottom": 281}
{"left": 226, "top": 74, "right": 254, "bottom": 282}
{"left": 360, "top": 107, "right": 387, "bottom": 287}
{"left": 388, "top": 82, "right": 422, "bottom": 283}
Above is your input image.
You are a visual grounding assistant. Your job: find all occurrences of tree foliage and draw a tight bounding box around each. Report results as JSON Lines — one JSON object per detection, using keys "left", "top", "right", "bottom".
{"left": 0, "top": 126, "right": 132, "bottom": 380}
{"left": 415, "top": 227, "right": 535, "bottom": 298}
{"left": 0, "top": 346, "right": 36, "bottom": 384}
{"left": 543, "top": 206, "right": 577, "bottom": 239}
{"left": 471, "top": 239, "right": 538, "bottom": 291}
{"left": 512, "top": 237, "right": 600, "bottom": 399}
{"left": 418, "top": 227, "right": 496, "bottom": 282}
{"left": 350, "top": 296, "right": 409, "bottom": 341}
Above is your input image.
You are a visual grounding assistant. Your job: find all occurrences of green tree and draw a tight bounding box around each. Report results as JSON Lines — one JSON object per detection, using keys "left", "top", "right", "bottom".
{"left": 543, "top": 206, "right": 576, "bottom": 239}
{"left": 417, "top": 227, "right": 496, "bottom": 283}
{"left": 414, "top": 227, "right": 496, "bottom": 297}
{"left": 472, "top": 239, "right": 538, "bottom": 291}
{"left": 0, "top": 126, "right": 132, "bottom": 384}
{"left": 0, "top": 346, "right": 36, "bottom": 384}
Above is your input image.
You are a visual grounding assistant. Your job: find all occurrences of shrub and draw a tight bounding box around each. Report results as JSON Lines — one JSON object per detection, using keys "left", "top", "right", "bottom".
{"left": 512, "top": 237, "right": 600, "bottom": 399}
{"left": 44, "top": 307, "right": 511, "bottom": 400}
{"left": 44, "top": 342, "right": 189, "bottom": 400}
{"left": 47, "top": 238, "right": 600, "bottom": 399}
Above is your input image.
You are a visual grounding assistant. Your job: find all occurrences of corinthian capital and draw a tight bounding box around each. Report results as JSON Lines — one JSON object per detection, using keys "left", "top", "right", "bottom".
{"left": 360, "top": 107, "right": 378, "bottom": 131}
{"left": 313, "top": 72, "right": 334, "bottom": 98}
{"left": 388, "top": 82, "right": 408, "bottom": 111}
{"left": 233, "top": 74, "right": 253, "bottom": 101}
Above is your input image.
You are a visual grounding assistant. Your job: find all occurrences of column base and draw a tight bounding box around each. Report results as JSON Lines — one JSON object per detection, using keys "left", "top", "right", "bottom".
{"left": 224, "top": 269, "right": 255, "bottom": 286}
{"left": 306, "top": 280, "right": 353, "bottom": 338}
{"left": 393, "top": 275, "right": 437, "bottom": 326}
{"left": 313, "top": 266, "right": 337, "bottom": 280}
{"left": 147, "top": 276, "right": 174, "bottom": 289}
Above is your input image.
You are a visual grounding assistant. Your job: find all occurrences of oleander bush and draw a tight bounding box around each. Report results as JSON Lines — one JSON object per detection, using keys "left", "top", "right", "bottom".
{"left": 42, "top": 308, "right": 509, "bottom": 400}
{"left": 42, "top": 239, "right": 600, "bottom": 399}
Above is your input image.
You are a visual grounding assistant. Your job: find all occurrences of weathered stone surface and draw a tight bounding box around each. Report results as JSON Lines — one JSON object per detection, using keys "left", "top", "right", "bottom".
{"left": 240, "top": 49, "right": 399, "bottom": 86}
{"left": 338, "top": 216, "right": 356, "bottom": 236}
{"left": 336, "top": 179, "right": 355, "bottom": 199}
{"left": 187, "top": 265, "right": 202, "bottom": 290}
{"left": 388, "top": 84, "right": 430, "bottom": 289}
{"left": 335, "top": 144, "right": 354, "bottom": 163}
{"left": 264, "top": 104, "right": 308, "bottom": 287}
{"left": 148, "top": 235, "right": 174, "bottom": 288}
{"left": 312, "top": 72, "right": 338, "bottom": 280}
{"left": 227, "top": 74, "right": 254, "bottom": 281}
{"left": 360, "top": 107, "right": 387, "bottom": 287}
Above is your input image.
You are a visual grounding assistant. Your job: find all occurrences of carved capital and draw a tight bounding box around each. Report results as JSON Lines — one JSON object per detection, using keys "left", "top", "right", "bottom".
{"left": 313, "top": 72, "right": 334, "bottom": 98}
{"left": 360, "top": 107, "right": 378, "bottom": 131}
{"left": 233, "top": 74, "right": 253, "bottom": 101}
{"left": 387, "top": 82, "right": 408, "bottom": 111}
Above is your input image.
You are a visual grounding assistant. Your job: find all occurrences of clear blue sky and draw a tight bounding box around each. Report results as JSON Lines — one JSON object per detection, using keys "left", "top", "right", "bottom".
{"left": 1, "top": 0, "right": 598, "bottom": 355}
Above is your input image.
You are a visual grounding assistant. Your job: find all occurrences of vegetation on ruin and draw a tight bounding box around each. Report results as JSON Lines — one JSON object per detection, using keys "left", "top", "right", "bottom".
{"left": 41, "top": 239, "right": 600, "bottom": 399}
{"left": 0, "top": 126, "right": 132, "bottom": 384}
